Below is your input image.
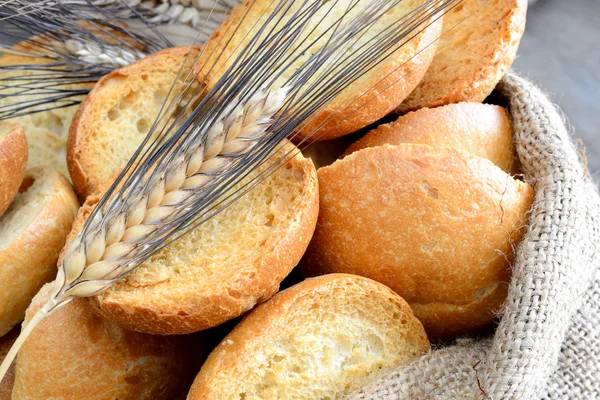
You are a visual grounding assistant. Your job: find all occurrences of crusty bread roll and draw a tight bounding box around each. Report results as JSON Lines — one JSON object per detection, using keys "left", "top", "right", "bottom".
{"left": 68, "top": 45, "right": 202, "bottom": 200}
{"left": 64, "top": 47, "right": 318, "bottom": 334}
{"left": 65, "top": 45, "right": 319, "bottom": 335}
{"left": 397, "top": 0, "right": 527, "bottom": 113}
{"left": 344, "top": 103, "right": 518, "bottom": 174}
{"left": 12, "top": 284, "right": 191, "bottom": 400}
{"left": 80, "top": 142, "right": 317, "bottom": 335}
{"left": 0, "top": 47, "right": 85, "bottom": 178}
{"left": 303, "top": 144, "right": 534, "bottom": 340}
{"left": 0, "top": 328, "right": 18, "bottom": 400}
{"left": 0, "top": 167, "right": 79, "bottom": 336}
{"left": 188, "top": 274, "right": 430, "bottom": 400}
{"left": 196, "top": 0, "right": 442, "bottom": 141}
{"left": 0, "top": 121, "right": 27, "bottom": 216}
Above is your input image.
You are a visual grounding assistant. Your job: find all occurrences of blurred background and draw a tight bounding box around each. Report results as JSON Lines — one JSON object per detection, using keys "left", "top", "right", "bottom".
{"left": 515, "top": 0, "right": 599, "bottom": 183}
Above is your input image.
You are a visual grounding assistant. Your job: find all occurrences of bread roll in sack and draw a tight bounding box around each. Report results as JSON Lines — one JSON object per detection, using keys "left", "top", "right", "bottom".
{"left": 397, "top": 0, "right": 527, "bottom": 113}
{"left": 344, "top": 102, "right": 518, "bottom": 174}
{"left": 12, "top": 284, "right": 190, "bottom": 400}
{"left": 67, "top": 46, "right": 319, "bottom": 335}
{"left": 0, "top": 121, "right": 27, "bottom": 216}
{"left": 303, "top": 144, "right": 534, "bottom": 340}
{"left": 195, "top": 0, "right": 442, "bottom": 141}
{"left": 0, "top": 328, "right": 18, "bottom": 400}
{"left": 0, "top": 167, "right": 79, "bottom": 337}
{"left": 187, "top": 274, "right": 429, "bottom": 400}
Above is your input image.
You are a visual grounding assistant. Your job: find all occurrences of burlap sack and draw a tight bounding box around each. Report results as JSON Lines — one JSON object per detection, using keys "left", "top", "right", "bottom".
{"left": 347, "top": 72, "right": 600, "bottom": 399}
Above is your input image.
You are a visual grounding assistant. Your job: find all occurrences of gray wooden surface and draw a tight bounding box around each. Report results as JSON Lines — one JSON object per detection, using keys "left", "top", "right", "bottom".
{"left": 512, "top": 0, "right": 600, "bottom": 183}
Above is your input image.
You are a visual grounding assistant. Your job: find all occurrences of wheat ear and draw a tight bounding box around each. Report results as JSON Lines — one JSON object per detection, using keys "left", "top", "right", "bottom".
{"left": 53, "top": 39, "right": 148, "bottom": 68}
{"left": 59, "top": 0, "right": 234, "bottom": 28}
{"left": 0, "top": 86, "right": 288, "bottom": 382}
{"left": 58, "top": 87, "right": 288, "bottom": 296}
{"left": 0, "top": 0, "right": 172, "bottom": 121}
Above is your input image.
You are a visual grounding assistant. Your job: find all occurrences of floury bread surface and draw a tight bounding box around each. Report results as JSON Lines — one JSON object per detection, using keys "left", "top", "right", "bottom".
{"left": 196, "top": 0, "right": 443, "bottom": 141}
{"left": 303, "top": 144, "right": 534, "bottom": 340}
{"left": 187, "top": 274, "right": 430, "bottom": 400}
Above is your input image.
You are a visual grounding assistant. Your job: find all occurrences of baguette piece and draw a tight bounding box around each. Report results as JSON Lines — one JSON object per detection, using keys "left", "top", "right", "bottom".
{"left": 0, "top": 47, "right": 86, "bottom": 178}
{"left": 81, "top": 141, "right": 318, "bottom": 335}
{"left": 196, "top": 0, "right": 442, "bottom": 141}
{"left": 68, "top": 45, "right": 202, "bottom": 200}
{"left": 303, "top": 144, "right": 534, "bottom": 340}
{"left": 344, "top": 103, "right": 518, "bottom": 174}
{"left": 66, "top": 45, "right": 319, "bottom": 335}
{"left": 0, "top": 328, "right": 18, "bottom": 400}
{"left": 12, "top": 284, "right": 191, "bottom": 400}
{"left": 0, "top": 122, "right": 28, "bottom": 216}
{"left": 397, "top": 0, "right": 527, "bottom": 113}
{"left": 188, "top": 274, "right": 430, "bottom": 400}
{"left": 0, "top": 167, "right": 79, "bottom": 336}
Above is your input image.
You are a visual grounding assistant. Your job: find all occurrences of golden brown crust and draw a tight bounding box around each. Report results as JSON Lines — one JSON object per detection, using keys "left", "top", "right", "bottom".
{"left": 0, "top": 167, "right": 79, "bottom": 336}
{"left": 302, "top": 144, "right": 534, "bottom": 340}
{"left": 67, "top": 45, "right": 202, "bottom": 201}
{"left": 0, "top": 122, "right": 27, "bottom": 217}
{"left": 344, "top": 103, "right": 518, "bottom": 174}
{"left": 83, "top": 147, "right": 319, "bottom": 335}
{"left": 0, "top": 327, "right": 18, "bottom": 400}
{"left": 294, "top": 17, "right": 442, "bottom": 142}
{"left": 397, "top": 0, "right": 528, "bottom": 113}
{"left": 196, "top": 0, "right": 442, "bottom": 141}
{"left": 66, "top": 41, "right": 320, "bottom": 335}
{"left": 12, "top": 285, "right": 191, "bottom": 400}
{"left": 188, "top": 274, "right": 430, "bottom": 399}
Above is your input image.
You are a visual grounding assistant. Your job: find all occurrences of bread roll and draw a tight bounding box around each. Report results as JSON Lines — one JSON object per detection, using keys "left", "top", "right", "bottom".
{"left": 0, "top": 45, "right": 87, "bottom": 178}
{"left": 0, "top": 121, "right": 27, "bottom": 216}
{"left": 66, "top": 45, "right": 319, "bottom": 335}
{"left": 344, "top": 103, "right": 518, "bottom": 174}
{"left": 397, "top": 0, "right": 527, "bottom": 113}
{"left": 68, "top": 45, "right": 202, "bottom": 200}
{"left": 78, "top": 142, "right": 317, "bottom": 335}
{"left": 12, "top": 284, "right": 191, "bottom": 400}
{"left": 196, "top": 0, "right": 442, "bottom": 141}
{"left": 303, "top": 144, "right": 534, "bottom": 340}
{"left": 188, "top": 274, "right": 429, "bottom": 400}
{"left": 0, "top": 328, "right": 18, "bottom": 400}
{"left": 0, "top": 167, "right": 79, "bottom": 336}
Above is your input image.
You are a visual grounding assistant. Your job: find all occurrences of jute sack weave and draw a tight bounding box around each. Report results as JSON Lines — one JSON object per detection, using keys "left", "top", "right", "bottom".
{"left": 346, "top": 72, "right": 600, "bottom": 399}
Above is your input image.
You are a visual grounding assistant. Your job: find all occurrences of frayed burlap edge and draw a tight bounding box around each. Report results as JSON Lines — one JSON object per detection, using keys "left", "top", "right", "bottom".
{"left": 346, "top": 72, "right": 600, "bottom": 400}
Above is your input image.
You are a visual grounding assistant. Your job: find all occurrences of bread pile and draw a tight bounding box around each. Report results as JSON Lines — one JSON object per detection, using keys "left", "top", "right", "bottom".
{"left": 0, "top": 0, "right": 532, "bottom": 398}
